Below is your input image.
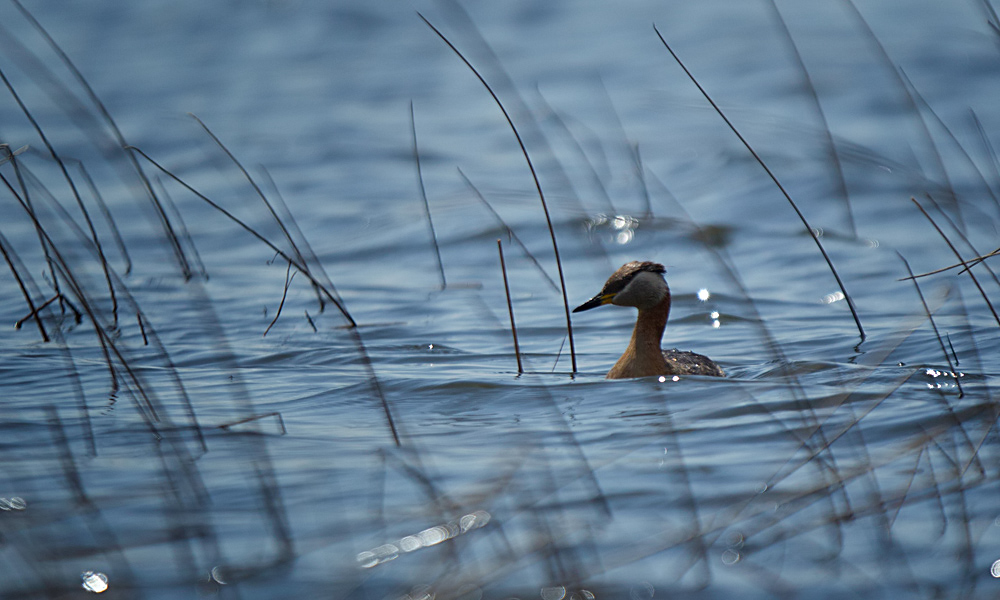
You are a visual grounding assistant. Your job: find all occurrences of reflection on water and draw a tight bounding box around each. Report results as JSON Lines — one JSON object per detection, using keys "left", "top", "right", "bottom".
{"left": 586, "top": 213, "right": 640, "bottom": 245}
{"left": 80, "top": 571, "right": 108, "bottom": 594}
{"left": 358, "top": 510, "right": 491, "bottom": 569}
{"left": 1, "top": 0, "right": 1000, "bottom": 598}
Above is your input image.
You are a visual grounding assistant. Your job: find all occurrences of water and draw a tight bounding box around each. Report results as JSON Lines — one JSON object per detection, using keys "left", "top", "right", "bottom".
{"left": 1, "top": 0, "right": 999, "bottom": 598}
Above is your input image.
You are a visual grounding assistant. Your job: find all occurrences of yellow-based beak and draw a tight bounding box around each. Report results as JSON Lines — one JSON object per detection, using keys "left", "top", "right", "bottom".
{"left": 572, "top": 293, "right": 615, "bottom": 313}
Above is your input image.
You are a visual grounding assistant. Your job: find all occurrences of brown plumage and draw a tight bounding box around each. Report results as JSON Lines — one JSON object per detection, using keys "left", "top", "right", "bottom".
{"left": 573, "top": 261, "right": 724, "bottom": 379}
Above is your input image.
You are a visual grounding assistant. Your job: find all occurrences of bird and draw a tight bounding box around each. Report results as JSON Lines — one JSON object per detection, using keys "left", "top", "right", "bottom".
{"left": 573, "top": 261, "right": 724, "bottom": 379}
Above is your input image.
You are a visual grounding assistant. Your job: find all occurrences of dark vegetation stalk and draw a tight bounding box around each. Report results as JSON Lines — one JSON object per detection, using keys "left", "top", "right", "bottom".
{"left": 410, "top": 101, "right": 446, "bottom": 289}
{"left": 0, "top": 67, "right": 121, "bottom": 326}
{"left": 4, "top": 145, "right": 64, "bottom": 316}
{"left": 137, "top": 311, "right": 148, "bottom": 345}
{"left": 533, "top": 86, "right": 618, "bottom": 216}
{"left": 2, "top": 154, "right": 217, "bottom": 448}
{"left": 126, "top": 146, "right": 357, "bottom": 326}
{"left": 921, "top": 194, "right": 1000, "bottom": 289}
{"left": 970, "top": 111, "right": 1000, "bottom": 210}
{"left": 918, "top": 200, "right": 1000, "bottom": 293}
{"left": 457, "top": 167, "right": 559, "bottom": 293}
{"left": 129, "top": 144, "right": 398, "bottom": 446}
{"left": 653, "top": 24, "right": 866, "bottom": 342}
{"left": 901, "top": 247, "right": 1000, "bottom": 279}
{"left": 898, "top": 253, "right": 964, "bottom": 397}
{"left": 838, "top": 0, "right": 963, "bottom": 230}
{"left": 219, "top": 411, "right": 287, "bottom": 435}
{"left": 189, "top": 114, "right": 315, "bottom": 281}
{"left": 72, "top": 160, "right": 133, "bottom": 275}
{"left": 263, "top": 262, "right": 295, "bottom": 337}
{"left": 10, "top": 0, "right": 194, "bottom": 279}
{"left": 152, "top": 175, "right": 208, "bottom": 279}
{"left": 764, "top": 0, "right": 856, "bottom": 237}
{"left": 497, "top": 239, "right": 523, "bottom": 374}
{"left": 911, "top": 197, "right": 1000, "bottom": 327}
{"left": 644, "top": 170, "right": 856, "bottom": 547}
{"left": 983, "top": 0, "right": 1000, "bottom": 35}
{"left": 256, "top": 165, "right": 338, "bottom": 313}
{"left": 632, "top": 144, "right": 653, "bottom": 220}
{"left": 419, "top": 12, "right": 578, "bottom": 373}
{"left": 0, "top": 229, "right": 49, "bottom": 341}
{"left": 13, "top": 293, "right": 58, "bottom": 330}
{"left": 899, "top": 74, "right": 1000, "bottom": 215}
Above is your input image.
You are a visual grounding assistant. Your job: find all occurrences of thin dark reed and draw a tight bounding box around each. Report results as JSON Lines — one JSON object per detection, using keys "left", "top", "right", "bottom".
{"left": 304, "top": 310, "right": 317, "bottom": 333}
{"left": 653, "top": 24, "right": 866, "bottom": 342}
{"left": 764, "top": 0, "right": 856, "bottom": 237}
{"left": 533, "top": 86, "right": 618, "bottom": 216}
{"left": 350, "top": 324, "right": 401, "bottom": 447}
{"left": 900, "top": 75, "right": 1000, "bottom": 215}
{"left": 458, "top": 167, "right": 559, "bottom": 293}
{"left": 152, "top": 175, "right": 208, "bottom": 280}
{"left": 13, "top": 293, "right": 58, "bottom": 330}
{"left": 839, "top": 0, "right": 962, "bottom": 229}
{"left": 945, "top": 285, "right": 999, "bottom": 477}
{"left": 256, "top": 165, "right": 339, "bottom": 313}
{"left": 920, "top": 194, "right": 1000, "bottom": 291}
{"left": 419, "top": 12, "right": 578, "bottom": 373}
{"left": 594, "top": 76, "right": 640, "bottom": 216}
{"left": 73, "top": 160, "right": 132, "bottom": 276}
{"left": 983, "top": 0, "right": 1000, "bottom": 35}
{"left": 136, "top": 311, "right": 148, "bottom": 345}
{"left": 128, "top": 147, "right": 398, "bottom": 448}
{"left": 190, "top": 115, "right": 316, "bottom": 282}
{"left": 126, "top": 145, "right": 357, "bottom": 326}
{"left": 1, "top": 66, "right": 133, "bottom": 317}
{"left": 898, "top": 253, "right": 963, "bottom": 397}
{"left": 1, "top": 168, "right": 186, "bottom": 430}
{"left": 497, "top": 239, "right": 523, "bottom": 374}
{"left": 632, "top": 144, "right": 653, "bottom": 220}
{"left": 0, "top": 143, "right": 27, "bottom": 165}
{"left": 901, "top": 246, "right": 1000, "bottom": 279}
{"left": 410, "top": 102, "right": 446, "bottom": 289}
{"left": 945, "top": 333, "right": 959, "bottom": 367}
{"left": 3, "top": 144, "right": 64, "bottom": 316}
{"left": 10, "top": 0, "right": 194, "bottom": 278}
{"left": 911, "top": 197, "right": 1000, "bottom": 327}
{"left": 643, "top": 169, "right": 861, "bottom": 546}
{"left": 970, "top": 111, "right": 1000, "bottom": 207}
{"left": 263, "top": 261, "right": 296, "bottom": 337}
{"left": 219, "top": 412, "right": 287, "bottom": 435}
{"left": 0, "top": 230, "right": 49, "bottom": 341}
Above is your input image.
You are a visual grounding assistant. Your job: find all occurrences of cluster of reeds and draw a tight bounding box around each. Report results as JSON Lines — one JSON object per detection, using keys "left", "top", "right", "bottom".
{"left": 2, "top": 0, "right": 999, "bottom": 598}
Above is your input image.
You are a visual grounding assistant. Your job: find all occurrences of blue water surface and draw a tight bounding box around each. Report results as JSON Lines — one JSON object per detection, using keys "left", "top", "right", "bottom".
{"left": 1, "top": 1, "right": 999, "bottom": 598}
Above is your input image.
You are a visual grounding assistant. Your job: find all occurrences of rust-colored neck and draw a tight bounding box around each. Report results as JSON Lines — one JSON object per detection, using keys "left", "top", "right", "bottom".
{"left": 607, "top": 294, "right": 671, "bottom": 379}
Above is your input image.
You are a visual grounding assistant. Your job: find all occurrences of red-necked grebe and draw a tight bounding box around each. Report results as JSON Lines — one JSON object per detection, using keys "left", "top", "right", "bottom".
{"left": 573, "top": 261, "right": 724, "bottom": 379}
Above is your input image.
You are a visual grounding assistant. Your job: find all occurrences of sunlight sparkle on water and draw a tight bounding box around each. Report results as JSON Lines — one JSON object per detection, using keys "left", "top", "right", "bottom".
{"left": 81, "top": 571, "right": 108, "bottom": 593}
{"left": 0, "top": 497, "right": 25, "bottom": 511}
{"left": 358, "top": 511, "right": 491, "bottom": 568}
{"left": 698, "top": 288, "right": 710, "bottom": 301}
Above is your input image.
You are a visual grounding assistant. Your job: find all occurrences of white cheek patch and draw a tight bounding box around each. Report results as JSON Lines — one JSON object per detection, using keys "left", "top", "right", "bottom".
{"left": 612, "top": 271, "right": 666, "bottom": 307}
